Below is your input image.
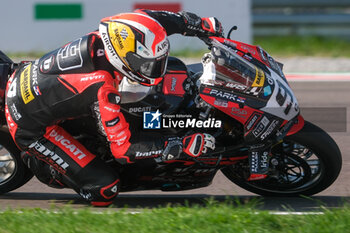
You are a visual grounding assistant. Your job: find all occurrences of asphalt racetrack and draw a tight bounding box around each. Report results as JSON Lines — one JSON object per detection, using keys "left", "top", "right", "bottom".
{"left": 1, "top": 78, "right": 350, "bottom": 211}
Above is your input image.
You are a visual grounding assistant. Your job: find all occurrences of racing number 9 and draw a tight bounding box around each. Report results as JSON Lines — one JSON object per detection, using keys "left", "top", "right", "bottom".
{"left": 275, "top": 80, "right": 294, "bottom": 115}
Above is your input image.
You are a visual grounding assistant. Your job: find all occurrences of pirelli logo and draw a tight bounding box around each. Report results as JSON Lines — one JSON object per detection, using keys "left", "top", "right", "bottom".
{"left": 20, "top": 64, "right": 35, "bottom": 104}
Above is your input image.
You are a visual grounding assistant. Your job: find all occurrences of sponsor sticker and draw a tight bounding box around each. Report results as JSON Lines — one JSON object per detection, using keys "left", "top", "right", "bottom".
{"left": 20, "top": 64, "right": 35, "bottom": 104}
{"left": 47, "top": 129, "right": 95, "bottom": 167}
{"left": 214, "top": 99, "right": 228, "bottom": 107}
{"left": 203, "top": 88, "right": 246, "bottom": 104}
{"left": 252, "top": 116, "right": 270, "bottom": 137}
{"left": 263, "top": 86, "right": 272, "bottom": 97}
{"left": 129, "top": 106, "right": 152, "bottom": 113}
{"left": 120, "top": 28, "right": 129, "bottom": 40}
{"left": 245, "top": 113, "right": 262, "bottom": 131}
{"left": 80, "top": 75, "right": 104, "bottom": 82}
{"left": 252, "top": 68, "right": 265, "bottom": 87}
{"left": 40, "top": 55, "right": 55, "bottom": 73}
{"left": 260, "top": 120, "right": 280, "bottom": 140}
{"left": 10, "top": 103, "right": 22, "bottom": 121}
{"left": 28, "top": 141, "right": 69, "bottom": 174}
{"left": 135, "top": 150, "right": 162, "bottom": 159}
{"left": 231, "top": 107, "right": 248, "bottom": 119}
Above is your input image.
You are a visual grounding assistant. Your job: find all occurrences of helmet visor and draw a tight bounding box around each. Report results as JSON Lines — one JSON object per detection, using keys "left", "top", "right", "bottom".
{"left": 126, "top": 52, "right": 168, "bottom": 78}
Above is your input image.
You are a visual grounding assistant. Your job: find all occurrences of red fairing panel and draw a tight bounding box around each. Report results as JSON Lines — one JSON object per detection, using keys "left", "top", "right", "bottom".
{"left": 286, "top": 115, "right": 305, "bottom": 136}
{"left": 199, "top": 94, "right": 263, "bottom": 125}
{"left": 212, "top": 37, "right": 273, "bottom": 70}
{"left": 5, "top": 104, "right": 18, "bottom": 141}
{"left": 5, "top": 73, "right": 18, "bottom": 140}
{"left": 162, "top": 72, "right": 187, "bottom": 97}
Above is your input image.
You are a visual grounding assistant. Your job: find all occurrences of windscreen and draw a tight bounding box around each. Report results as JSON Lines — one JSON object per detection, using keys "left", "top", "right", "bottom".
{"left": 210, "top": 40, "right": 265, "bottom": 87}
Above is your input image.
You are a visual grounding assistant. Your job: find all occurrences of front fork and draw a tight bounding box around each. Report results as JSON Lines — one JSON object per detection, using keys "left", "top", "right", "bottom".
{"left": 247, "top": 145, "right": 271, "bottom": 181}
{"left": 246, "top": 115, "right": 304, "bottom": 181}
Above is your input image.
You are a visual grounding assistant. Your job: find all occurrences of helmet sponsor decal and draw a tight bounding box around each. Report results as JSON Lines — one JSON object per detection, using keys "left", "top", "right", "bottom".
{"left": 108, "top": 22, "right": 135, "bottom": 59}
{"left": 155, "top": 39, "right": 169, "bottom": 56}
{"left": 120, "top": 28, "right": 129, "bottom": 40}
{"left": 100, "top": 23, "right": 119, "bottom": 64}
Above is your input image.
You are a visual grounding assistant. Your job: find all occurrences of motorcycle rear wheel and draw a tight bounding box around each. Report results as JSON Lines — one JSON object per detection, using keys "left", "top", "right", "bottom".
{"left": 0, "top": 129, "right": 33, "bottom": 194}
{"left": 221, "top": 121, "right": 342, "bottom": 196}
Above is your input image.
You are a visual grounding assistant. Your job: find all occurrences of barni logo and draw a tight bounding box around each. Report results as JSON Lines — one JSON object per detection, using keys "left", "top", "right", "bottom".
{"left": 143, "top": 110, "right": 162, "bottom": 129}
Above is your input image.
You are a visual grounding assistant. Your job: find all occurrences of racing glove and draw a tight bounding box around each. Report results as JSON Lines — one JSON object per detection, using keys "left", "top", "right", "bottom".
{"left": 179, "top": 11, "right": 224, "bottom": 37}
{"left": 162, "top": 133, "right": 216, "bottom": 160}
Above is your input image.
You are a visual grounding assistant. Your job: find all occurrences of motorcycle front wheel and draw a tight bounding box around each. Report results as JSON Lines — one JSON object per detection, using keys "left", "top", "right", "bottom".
{"left": 221, "top": 121, "right": 342, "bottom": 196}
{"left": 0, "top": 129, "right": 33, "bottom": 194}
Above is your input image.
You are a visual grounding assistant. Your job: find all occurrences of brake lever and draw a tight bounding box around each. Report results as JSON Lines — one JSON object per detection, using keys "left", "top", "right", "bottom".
{"left": 227, "top": 26, "right": 238, "bottom": 39}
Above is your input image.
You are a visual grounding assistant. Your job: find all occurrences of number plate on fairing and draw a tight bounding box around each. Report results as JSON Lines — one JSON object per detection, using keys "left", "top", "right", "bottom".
{"left": 260, "top": 68, "right": 299, "bottom": 121}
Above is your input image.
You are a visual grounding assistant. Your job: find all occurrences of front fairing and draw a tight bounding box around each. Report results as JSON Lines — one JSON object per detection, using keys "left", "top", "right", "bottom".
{"left": 199, "top": 39, "right": 299, "bottom": 121}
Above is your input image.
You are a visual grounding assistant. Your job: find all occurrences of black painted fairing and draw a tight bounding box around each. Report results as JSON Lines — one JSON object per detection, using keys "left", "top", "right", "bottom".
{"left": 62, "top": 57, "right": 241, "bottom": 192}
{"left": 116, "top": 57, "right": 223, "bottom": 191}
{"left": 120, "top": 56, "right": 193, "bottom": 134}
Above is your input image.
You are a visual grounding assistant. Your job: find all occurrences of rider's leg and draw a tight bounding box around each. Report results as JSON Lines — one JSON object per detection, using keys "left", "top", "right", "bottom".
{"left": 15, "top": 125, "right": 120, "bottom": 206}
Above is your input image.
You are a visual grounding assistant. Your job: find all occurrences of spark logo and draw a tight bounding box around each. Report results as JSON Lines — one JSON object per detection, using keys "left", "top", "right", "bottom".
{"left": 143, "top": 110, "right": 162, "bottom": 129}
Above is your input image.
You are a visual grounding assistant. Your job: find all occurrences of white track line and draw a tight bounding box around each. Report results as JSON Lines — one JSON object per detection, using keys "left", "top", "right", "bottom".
{"left": 286, "top": 73, "right": 350, "bottom": 82}
{"left": 0, "top": 210, "right": 324, "bottom": 215}
{"left": 267, "top": 211, "right": 324, "bottom": 215}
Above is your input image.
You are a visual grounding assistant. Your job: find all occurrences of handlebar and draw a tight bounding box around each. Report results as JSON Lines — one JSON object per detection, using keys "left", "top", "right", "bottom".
{"left": 199, "top": 25, "right": 238, "bottom": 48}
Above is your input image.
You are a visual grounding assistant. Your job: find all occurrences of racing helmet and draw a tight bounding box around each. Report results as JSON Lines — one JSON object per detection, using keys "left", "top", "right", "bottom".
{"left": 99, "top": 13, "right": 169, "bottom": 86}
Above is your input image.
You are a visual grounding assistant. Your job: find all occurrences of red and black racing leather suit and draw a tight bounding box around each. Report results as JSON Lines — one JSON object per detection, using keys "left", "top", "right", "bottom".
{"left": 5, "top": 10, "right": 221, "bottom": 206}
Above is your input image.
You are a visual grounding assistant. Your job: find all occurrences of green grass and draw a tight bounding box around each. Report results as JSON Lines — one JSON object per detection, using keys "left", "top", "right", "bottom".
{"left": 171, "top": 36, "right": 350, "bottom": 58}
{"left": 254, "top": 36, "right": 350, "bottom": 57}
{"left": 6, "top": 36, "right": 350, "bottom": 59}
{"left": 1, "top": 202, "right": 350, "bottom": 233}
{"left": 6, "top": 51, "right": 46, "bottom": 60}
{"left": 170, "top": 49, "right": 208, "bottom": 58}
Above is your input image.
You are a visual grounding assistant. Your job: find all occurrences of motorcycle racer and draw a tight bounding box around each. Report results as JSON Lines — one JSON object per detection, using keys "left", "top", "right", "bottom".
{"left": 4, "top": 10, "right": 222, "bottom": 206}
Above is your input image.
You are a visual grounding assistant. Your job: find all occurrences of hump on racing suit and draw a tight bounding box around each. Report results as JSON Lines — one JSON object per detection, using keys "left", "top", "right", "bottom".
{"left": 5, "top": 32, "right": 130, "bottom": 206}
{"left": 0, "top": 50, "right": 15, "bottom": 125}
{"left": 5, "top": 9, "right": 223, "bottom": 206}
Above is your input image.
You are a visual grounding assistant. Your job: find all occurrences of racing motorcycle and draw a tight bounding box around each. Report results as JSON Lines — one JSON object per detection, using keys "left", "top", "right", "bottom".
{"left": 0, "top": 29, "right": 342, "bottom": 198}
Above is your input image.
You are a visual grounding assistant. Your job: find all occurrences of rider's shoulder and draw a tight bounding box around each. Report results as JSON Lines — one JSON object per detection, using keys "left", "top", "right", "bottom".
{"left": 37, "top": 33, "right": 99, "bottom": 75}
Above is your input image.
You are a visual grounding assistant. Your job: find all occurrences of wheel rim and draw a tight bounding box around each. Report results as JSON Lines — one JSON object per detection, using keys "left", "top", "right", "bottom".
{"left": 0, "top": 145, "right": 17, "bottom": 185}
{"left": 245, "top": 140, "right": 324, "bottom": 194}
